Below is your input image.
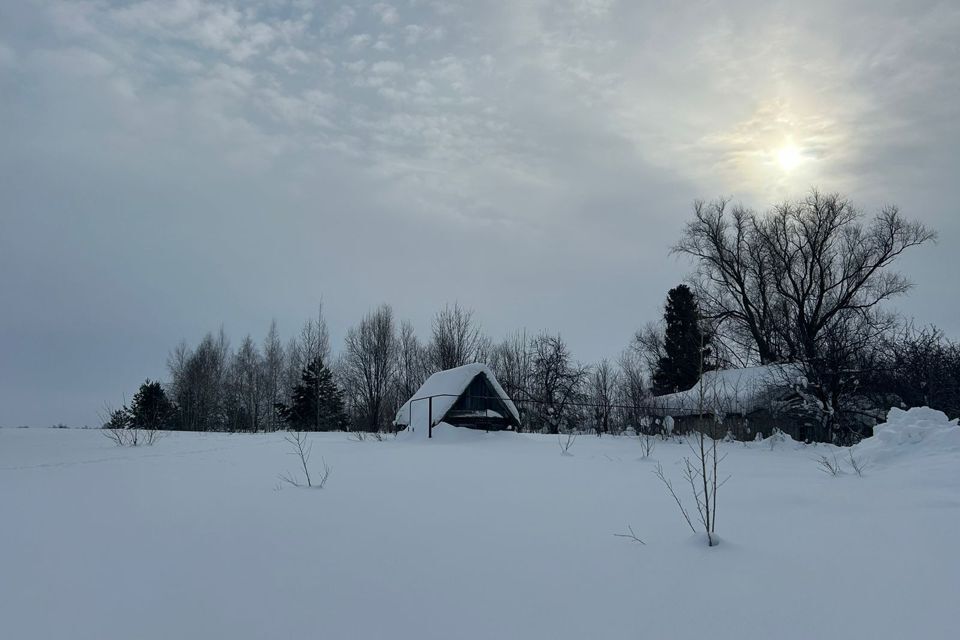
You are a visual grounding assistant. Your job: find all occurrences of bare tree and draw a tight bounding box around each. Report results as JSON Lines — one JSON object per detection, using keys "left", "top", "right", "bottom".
{"left": 632, "top": 321, "right": 666, "bottom": 377}
{"left": 489, "top": 330, "right": 534, "bottom": 429}
{"left": 299, "top": 305, "right": 332, "bottom": 367}
{"left": 528, "top": 332, "right": 589, "bottom": 434}
{"left": 262, "top": 320, "right": 286, "bottom": 431}
{"left": 674, "top": 192, "right": 935, "bottom": 366}
{"left": 617, "top": 348, "right": 651, "bottom": 434}
{"left": 230, "top": 334, "right": 266, "bottom": 432}
{"left": 428, "top": 303, "right": 488, "bottom": 371}
{"left": 340, "top": 304, "right": 400, "bottom": 432}
{"left": 396, "top": 319, "right": 428, "bottom": 402}
{"left": 674, "top": 199, "right": 784, "bottom": 364}
{"left": 588, "top": 359, "right": 619, "bottom": 436}
{"left": 167, "top": 328, "right": 230, "bottom": 431}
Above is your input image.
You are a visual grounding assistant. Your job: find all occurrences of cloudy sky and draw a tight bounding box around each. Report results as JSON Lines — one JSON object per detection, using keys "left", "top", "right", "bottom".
{"left": 1, "top": 0, "right": 958, "bottom": 426}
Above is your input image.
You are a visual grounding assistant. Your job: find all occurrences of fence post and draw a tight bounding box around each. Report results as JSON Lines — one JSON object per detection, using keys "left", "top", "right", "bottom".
{"left": 428, "top": 396, "right": 433, "bottom": 439}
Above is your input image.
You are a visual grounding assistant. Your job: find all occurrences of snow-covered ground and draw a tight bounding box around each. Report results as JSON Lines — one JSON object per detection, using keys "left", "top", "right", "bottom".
{"left": 2, "top": 411, "right": 958, "bottom": 639}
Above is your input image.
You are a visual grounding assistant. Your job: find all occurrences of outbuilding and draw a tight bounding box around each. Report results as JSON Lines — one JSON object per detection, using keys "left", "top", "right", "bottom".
{"left": 653, "top": 364, "right": 817, "bottom": 441}
{"left": 394, "top": 363, "right": 521, "bottom": 435}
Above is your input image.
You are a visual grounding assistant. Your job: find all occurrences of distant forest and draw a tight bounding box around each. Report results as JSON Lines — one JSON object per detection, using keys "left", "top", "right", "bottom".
{"left": 107, "top": 191, "right": 960, "bottom": 442}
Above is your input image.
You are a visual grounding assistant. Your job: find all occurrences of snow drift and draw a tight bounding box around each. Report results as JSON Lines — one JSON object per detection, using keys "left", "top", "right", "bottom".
{"left": 854, "top": 406, "right": 960, "bottom": 464}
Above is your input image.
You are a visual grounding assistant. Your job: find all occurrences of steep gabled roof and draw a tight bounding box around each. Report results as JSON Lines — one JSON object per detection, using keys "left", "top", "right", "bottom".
{"left": 394, "top": 363, "right": 520, "bottom": 429}
{"left": 654, "top": 363, "right": 805, "bottom": 416}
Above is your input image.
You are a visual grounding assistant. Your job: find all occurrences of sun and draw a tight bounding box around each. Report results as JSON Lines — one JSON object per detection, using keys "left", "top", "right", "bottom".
{"left": 776, "top": 144, "right": 802, "bottom": 171}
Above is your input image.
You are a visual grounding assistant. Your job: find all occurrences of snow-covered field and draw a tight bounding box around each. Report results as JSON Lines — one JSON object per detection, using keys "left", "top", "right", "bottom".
{"left": 2, "top": 411, "right": 958, "bottom": 640}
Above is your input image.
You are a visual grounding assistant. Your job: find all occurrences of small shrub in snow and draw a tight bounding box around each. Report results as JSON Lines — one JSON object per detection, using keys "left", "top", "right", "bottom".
{"left": 815, "top": 454, "right": 842, "bottom": 477}
{"left": 103, "top": 427, "right": 162, "bottom": 447}
{"left": 847, "top": 451, "right": 867, "bottom": 477}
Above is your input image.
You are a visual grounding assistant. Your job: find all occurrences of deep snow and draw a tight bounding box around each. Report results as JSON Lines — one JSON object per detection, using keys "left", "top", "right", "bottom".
{"left": 1, "top": 414, "right": 958, "bottom": 639}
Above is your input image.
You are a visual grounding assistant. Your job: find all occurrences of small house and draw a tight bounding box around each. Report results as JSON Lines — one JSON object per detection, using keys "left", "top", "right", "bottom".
{"left": 652, "top": 364, "right": 820, "bottom": 441}
{"left": 394, "top": 363, "right": 521, "bottom": 434}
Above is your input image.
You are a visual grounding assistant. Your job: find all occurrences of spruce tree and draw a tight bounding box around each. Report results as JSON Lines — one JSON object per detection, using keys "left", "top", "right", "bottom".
{"left": 277, "top": 356, "right": 349, "bottom": 431}
{"left": 652, "top": 285, "right": 711, "bottom": 395}
{"left": 129, "top": 380, "right": 177, "bottom": 430}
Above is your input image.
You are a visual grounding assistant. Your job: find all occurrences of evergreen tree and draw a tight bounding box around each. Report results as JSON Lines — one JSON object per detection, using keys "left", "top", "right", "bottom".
{"left": 652, "top": 285, "right": 711, "bottom": 395}
{"left": 129, "top": 379, "right": 177, "bottom": 430}
{"left": 276, "top": 356, "right": 348, "bottom": 431}
{"left": 102, "top": 406, "right": 132, "bottom": 430}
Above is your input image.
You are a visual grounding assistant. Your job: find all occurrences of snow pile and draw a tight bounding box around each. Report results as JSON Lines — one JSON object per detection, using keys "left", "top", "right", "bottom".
{"left": 854, "top": 407, "right": 960, "bottom": 464}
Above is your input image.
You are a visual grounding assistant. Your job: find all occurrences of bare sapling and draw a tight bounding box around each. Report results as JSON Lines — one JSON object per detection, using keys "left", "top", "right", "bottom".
{"left": 558, "top": 431, "right": 577, "bottom": 456}
{"left": 639, "top": 431, "right": 656, "bottom": 458}
{"left": 280, "top": 431, "right": 331, "bottom": 488}
{"left": 653, "top": 322, "right": 727, "bottom": 547}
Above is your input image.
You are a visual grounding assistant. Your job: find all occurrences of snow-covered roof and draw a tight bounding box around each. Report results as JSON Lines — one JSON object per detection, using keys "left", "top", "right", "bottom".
{"left": 654, "top": 364, "right": 805, "bottom": 416}
{"left": 394, "top": 363, "right": 520, "bottom": 429}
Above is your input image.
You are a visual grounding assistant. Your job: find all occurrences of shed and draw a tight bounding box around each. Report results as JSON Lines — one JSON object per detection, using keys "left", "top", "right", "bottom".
{"left": 394, "top": 363, "right": 521, "bottom": 434}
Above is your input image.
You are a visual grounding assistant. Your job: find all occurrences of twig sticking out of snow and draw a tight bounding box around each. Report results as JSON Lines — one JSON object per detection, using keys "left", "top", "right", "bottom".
{"left": 613, "top": 525, "right": 646, "bottom": 545}
{"left": 558, "top": 432, "right": 577, "bottom": 456}
{"left": 847, "top": 451, "right": 867, "bottom": 477}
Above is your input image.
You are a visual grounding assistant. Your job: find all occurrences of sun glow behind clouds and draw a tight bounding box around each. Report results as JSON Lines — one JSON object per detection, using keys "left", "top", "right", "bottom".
{"left": 777, "top": 143, "right": 802, "bottom": 171}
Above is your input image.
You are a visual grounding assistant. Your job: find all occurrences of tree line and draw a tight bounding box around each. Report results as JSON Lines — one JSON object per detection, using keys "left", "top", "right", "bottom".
{"left": 106, "top": 190, "right": 960, "bottom": 441}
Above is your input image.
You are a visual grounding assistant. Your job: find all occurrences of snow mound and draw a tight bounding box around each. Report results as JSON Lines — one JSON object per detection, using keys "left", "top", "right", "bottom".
{"left": 853, "top": 407, "right": 960, "bottom": 464}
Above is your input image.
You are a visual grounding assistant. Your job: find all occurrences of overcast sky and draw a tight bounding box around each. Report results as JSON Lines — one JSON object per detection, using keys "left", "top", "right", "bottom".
{"left": 1, "top": 0, "right": 958, "bottom": 427}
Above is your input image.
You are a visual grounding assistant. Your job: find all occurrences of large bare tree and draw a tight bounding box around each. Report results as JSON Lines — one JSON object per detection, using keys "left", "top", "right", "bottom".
{"left": 229, "top": 334, "right": 265, "bottom": 432}
{"left": 428, "top": 303, "right": 489, "bottom": 371}
{"left": 340, "top": 304, "right": 400, "bottom": 432}
{"left": 262, "top": 320, "right": 285, "bottom": 431}
{"left": 675, "top": 191, "right": 936, "bottom": 365}
{"left": 588, "top": 359, "right": 619, "bottom": 436}
{"left": 167, "top": 328, "right": 230, "bottom": 431}
{"left": 396, "top": 319, "right": 428, "bottom": 402}
{"left": 528, "top": 332, "right": 589, "bottom": 434}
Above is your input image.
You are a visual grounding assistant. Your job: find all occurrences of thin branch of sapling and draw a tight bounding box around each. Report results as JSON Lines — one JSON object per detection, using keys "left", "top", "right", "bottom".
{"left": 654, "top": 462, "right": 697, "bottom": 534}
{"left": 317, "top": 457, "right": 331, "bottom": 489}
{"left": 613, "top": 525, "right": 646, "bottom": 545}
